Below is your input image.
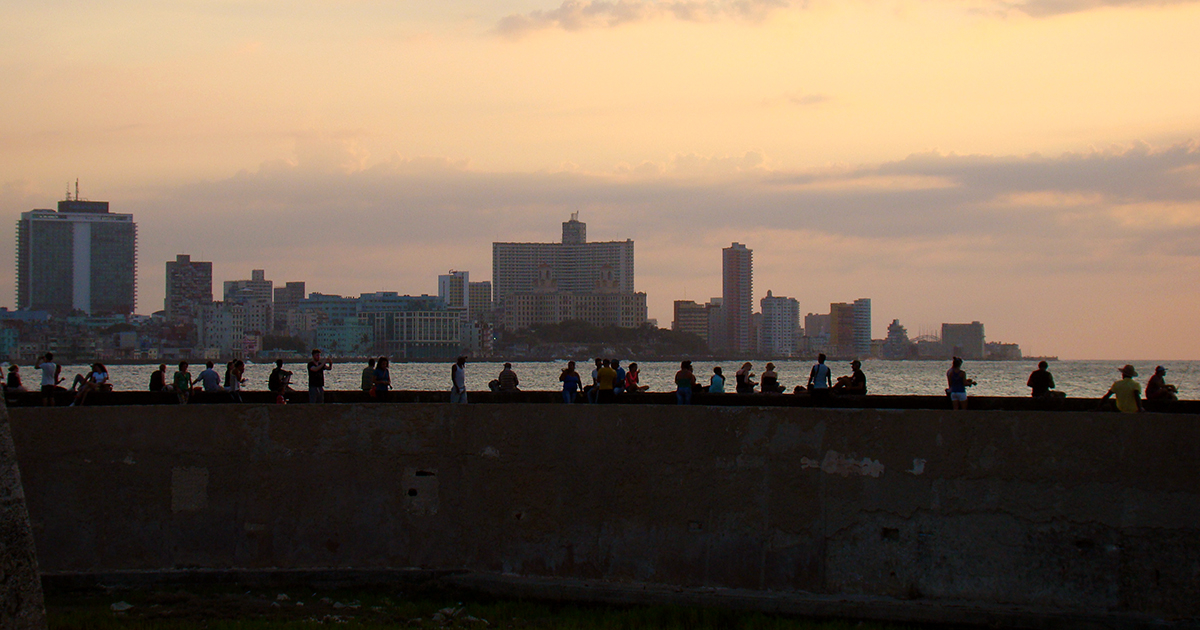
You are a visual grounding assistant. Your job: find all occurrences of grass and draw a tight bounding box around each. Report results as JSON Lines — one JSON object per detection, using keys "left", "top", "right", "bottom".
{"left": 46, "top": 586, "right": 921, "bottom": 630}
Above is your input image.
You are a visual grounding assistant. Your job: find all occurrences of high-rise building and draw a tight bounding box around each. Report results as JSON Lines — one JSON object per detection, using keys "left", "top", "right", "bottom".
{"left": 468, "top": 281, "right": 492, "bottom": 322}
{"left": 16, "top": 196, "right": 137, "bottom": 315}
{"left": 224, "top": 270, "right": 273, "bottom": 334}
{"left": 272, "top": 281, "right": 305, "bottom": 331}
{"left": 722, "top": 243, "right": 752, "bottom": 353}
{"left": 672, "top": 300, "right": 709, "bottom": 342}
{"left": 942, "top": 321, "right": 985, "bottom": 360}
{"left": 165, "top": 254, "right": 212, "bottom": 321}
{"left": 760, "top": 290, "right": 799, "bottom": 357}
{"left": 802, "top": 312, "right": 831, "bottom": 355}
{"left": 437, "top": 271, "right": 470, "bottom": 312}
{"left": 852, "top": 297, "right": 872, "bottom": 358}
{"left": 492, "top": 214, "right": 642, "bottom": 329}
{"left": 829, "top": 302, "right": 855, "bottom": 357}
{"left": 492, "top": 214, "right": 635, "bottom": 308}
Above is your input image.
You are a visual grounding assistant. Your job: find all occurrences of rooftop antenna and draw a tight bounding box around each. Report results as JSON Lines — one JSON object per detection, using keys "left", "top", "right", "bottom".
{"left": 65, "top": 183, "right": 72, "bottom": 201}
{"left": 570, "top": 211, "right": 579, "bottom": 222}
{"left": 75, "top": 179, "right": 80, "bottom": 202}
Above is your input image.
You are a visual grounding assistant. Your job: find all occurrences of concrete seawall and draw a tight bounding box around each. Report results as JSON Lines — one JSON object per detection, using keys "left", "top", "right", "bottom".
{"left": 9, "top": 403, "right": 1200, "bottom": 624}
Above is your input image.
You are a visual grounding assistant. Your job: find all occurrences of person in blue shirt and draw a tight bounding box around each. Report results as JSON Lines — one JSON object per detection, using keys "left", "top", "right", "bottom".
{"left": 560, "top": 361, "right": 581, "bottom": 403}
{"left": 708, "top": 366, "right": 726, "bottom": 394}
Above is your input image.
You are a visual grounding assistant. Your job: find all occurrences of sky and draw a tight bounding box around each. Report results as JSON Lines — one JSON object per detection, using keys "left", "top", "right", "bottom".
{"left": 2, "top": 0, "right": 1199, "bottom": 360}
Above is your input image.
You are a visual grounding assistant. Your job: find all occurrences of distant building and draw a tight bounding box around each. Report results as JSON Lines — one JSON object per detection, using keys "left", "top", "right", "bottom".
{"left": 986, "top": 341, "right": 1022, "bottom": 360}
{"left": 195, "top": 301, "right": 260, "bottom": 358}
{"left": 760, "top": 290, "right": 799, "bottom": 357}
{"left": 722, "top": 243, "right": 753, "bottom": 353}
{"left": 468, "top": 281, "right": 492, "bottom": 322}
{"left": 802, "top": 312, "right": 830, "bottom": 355}
{"left": 164, "top": 254, "right": 212, "bottom": 321}
{"left": 357, "top": 292, "right": 461, "bottom": 359}
{"left": 502, "top": 292, "right": 648, "bottom": 331}
{"left": 492, "top": 214, "right": 643, "bottom": 330}
{"left": 942, "top": 321, "right": 985, "bottom": 360}
{"left": 852, "top": 298, "right": 872, "bottom": 358}
{"left": 492, "top": 213, "right": 635, "bottom": 309}
{"left": 705, "top": 298, "right": 725, "bottom": 350}
{"left": 272, "top": 281, "right": 305, "bottom": 332}
{"left": 829, "top": 302, "right": 855, "bottom": 356}
{"left": 224, "top": 270, "right": 273, "bottom": 334}
{"left": 16, "top": 196, "right": 137, "bottom": 315}
{"left": 672, "top": 300, "right": 709, "bottom": 342}
{"left": 882, "top": 319, "right": 914, "bottom": 359}
{"left": 438, "top": 270, "right": 470, "bottom": 312}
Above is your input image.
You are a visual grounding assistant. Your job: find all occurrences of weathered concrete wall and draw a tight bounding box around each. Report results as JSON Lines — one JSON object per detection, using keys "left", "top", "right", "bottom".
{"left": 0, "top": 403, "right": 47, "bottom": 630}
{"left": 9, "top": 404, "right": 1200, "bottom": 620}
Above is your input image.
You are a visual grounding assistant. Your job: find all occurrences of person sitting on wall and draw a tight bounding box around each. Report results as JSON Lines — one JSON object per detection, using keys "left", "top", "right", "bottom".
{"left": 498, "top": 362, "right": 520, "bottom": 393}
{"left": 760, "top": 363, "right": 785, "bottom": 394}
{"left": 1101, "top": 364, "right": 1142, "bottom": 413}
{"left": 1145, "top": 366, "right": 1178, "bottom": 401}
{"left": 833, "top": 360, "right": 867, "bottom": 395}
{"left": 1026, "top": 361, "right": 1056, "bottom": 398}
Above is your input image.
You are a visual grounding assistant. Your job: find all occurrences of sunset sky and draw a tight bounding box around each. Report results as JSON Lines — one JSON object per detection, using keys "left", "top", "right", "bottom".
{"left": 3, "top": 0, "right": 1199, "bottom": 359}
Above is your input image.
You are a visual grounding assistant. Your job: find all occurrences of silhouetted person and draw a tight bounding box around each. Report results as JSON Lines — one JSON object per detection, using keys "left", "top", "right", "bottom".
{"left": 834, "top": 360, "right": 867, "bottom": 395}
{"left": 498, "top": 362, "right": 520, "bottom": 393}
{"left": 674, "top": 360, "right": 697, "bottom": 405}
{"left": 270, "top": 360, "right": 294, "bottom": 401}
{"left": 761, "top": 363, "right": 784, "bottom": 394}
{"left": 946, "top": 357, "right": 975, "bottom": 410}
{"left": 450, "top": 356, "right": 468, "bottom": 403}
{"left": 149, "top": 364, "right": 168, "bottom": 393}
{"left": 360, "top": 358, "right": 376, "bottom": 392}
{"left": 596, "top": 359, "right": 617, "bottom": 404}
{"left": 38, "top": 353, "right": 62, "bottom": 406}
{"left": 807, "top": 354, "right": 832, "bottom": 401}
{"left": 373, "top": 356, "right": 392, "bottom": 401}
{"left": 307, "top": 349, "right": 332, "bottom": 403}
{"left": 1145, "top": 365, "right": 1177, "bottom": 401}
{"left": 1027, "top": 361, "right": 1055, "bottom": 398}
{"left": 735, "top": 362, "right": 756, "bottom": 394}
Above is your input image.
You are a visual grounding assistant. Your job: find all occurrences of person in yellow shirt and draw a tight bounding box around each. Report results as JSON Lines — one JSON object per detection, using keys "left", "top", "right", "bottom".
{"left": 596, "top": 359, "right": 618, "bottom": 404}
{"left": 1102, "top": 364, "right": 1143, "bottom": 413}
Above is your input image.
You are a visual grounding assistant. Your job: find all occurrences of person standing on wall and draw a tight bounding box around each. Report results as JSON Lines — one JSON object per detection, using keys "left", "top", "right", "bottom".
{"left": 451, "top": 356, "right": 468, "bottom": 403}
{"left": 946, "top": 357, "right": 975, "bottom": 410}
{"left": 38, "top": 353, "right": 62, "bottom": 406}
{"left": 307, "top": 349, "right": 332, "bottom": 403}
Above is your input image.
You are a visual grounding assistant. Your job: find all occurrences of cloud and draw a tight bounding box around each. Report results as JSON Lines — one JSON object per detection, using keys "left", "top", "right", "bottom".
{"left": 1011, "top": 0, "right": 1200, "bottom": 17}
{"left": 494, "top": 0, "right": 796, "bottom": 37}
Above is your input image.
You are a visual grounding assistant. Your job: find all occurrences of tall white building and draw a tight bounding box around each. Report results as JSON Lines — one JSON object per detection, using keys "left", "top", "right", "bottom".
{"left": 852, "top": 298, "right": 872, "bottom": 358}
{"left": 492, "top": 214, "right": 635, "bottom": 307}
{"left": 760, "top": 290, "right": 800, "bottom": 357}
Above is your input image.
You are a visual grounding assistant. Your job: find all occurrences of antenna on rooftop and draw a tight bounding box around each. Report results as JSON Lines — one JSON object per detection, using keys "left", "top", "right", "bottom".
{"left": 570, "top": 211, "right": 579, "bottom": 222}
{"left": 75, "top": 179, "right": 80, "bottom": 202}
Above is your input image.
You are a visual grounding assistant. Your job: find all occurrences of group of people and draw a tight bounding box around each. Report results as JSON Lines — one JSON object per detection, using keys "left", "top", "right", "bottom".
{"left": 146, "top": 349, "right": 333, "bottom": 405}
{"left": 3, "top": 351, "right": 1185, "bottom": 412}
{"left": 667, "top": 354, "right": 868, "bottom": 405}
{"left": 556, "top": 358, "right": 650, "bottom": 404}
{"left": 2, "top": 353, "right": 113, "bottom": 407}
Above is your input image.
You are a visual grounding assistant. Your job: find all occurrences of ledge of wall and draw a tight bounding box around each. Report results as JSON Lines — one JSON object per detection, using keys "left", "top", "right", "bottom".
{"left": 10, "top": 404, "right": 1200, "bottom": 622}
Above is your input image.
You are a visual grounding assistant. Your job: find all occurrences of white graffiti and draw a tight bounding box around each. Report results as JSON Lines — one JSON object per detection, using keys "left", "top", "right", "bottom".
{"left": 801, "top": 450, "right": 885, "bottom": 478}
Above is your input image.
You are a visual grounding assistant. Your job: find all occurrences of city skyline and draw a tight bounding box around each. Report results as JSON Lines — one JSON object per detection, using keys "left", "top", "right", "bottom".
{"left": 3, "top": 1, "right": 1200, "bottom": 359}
